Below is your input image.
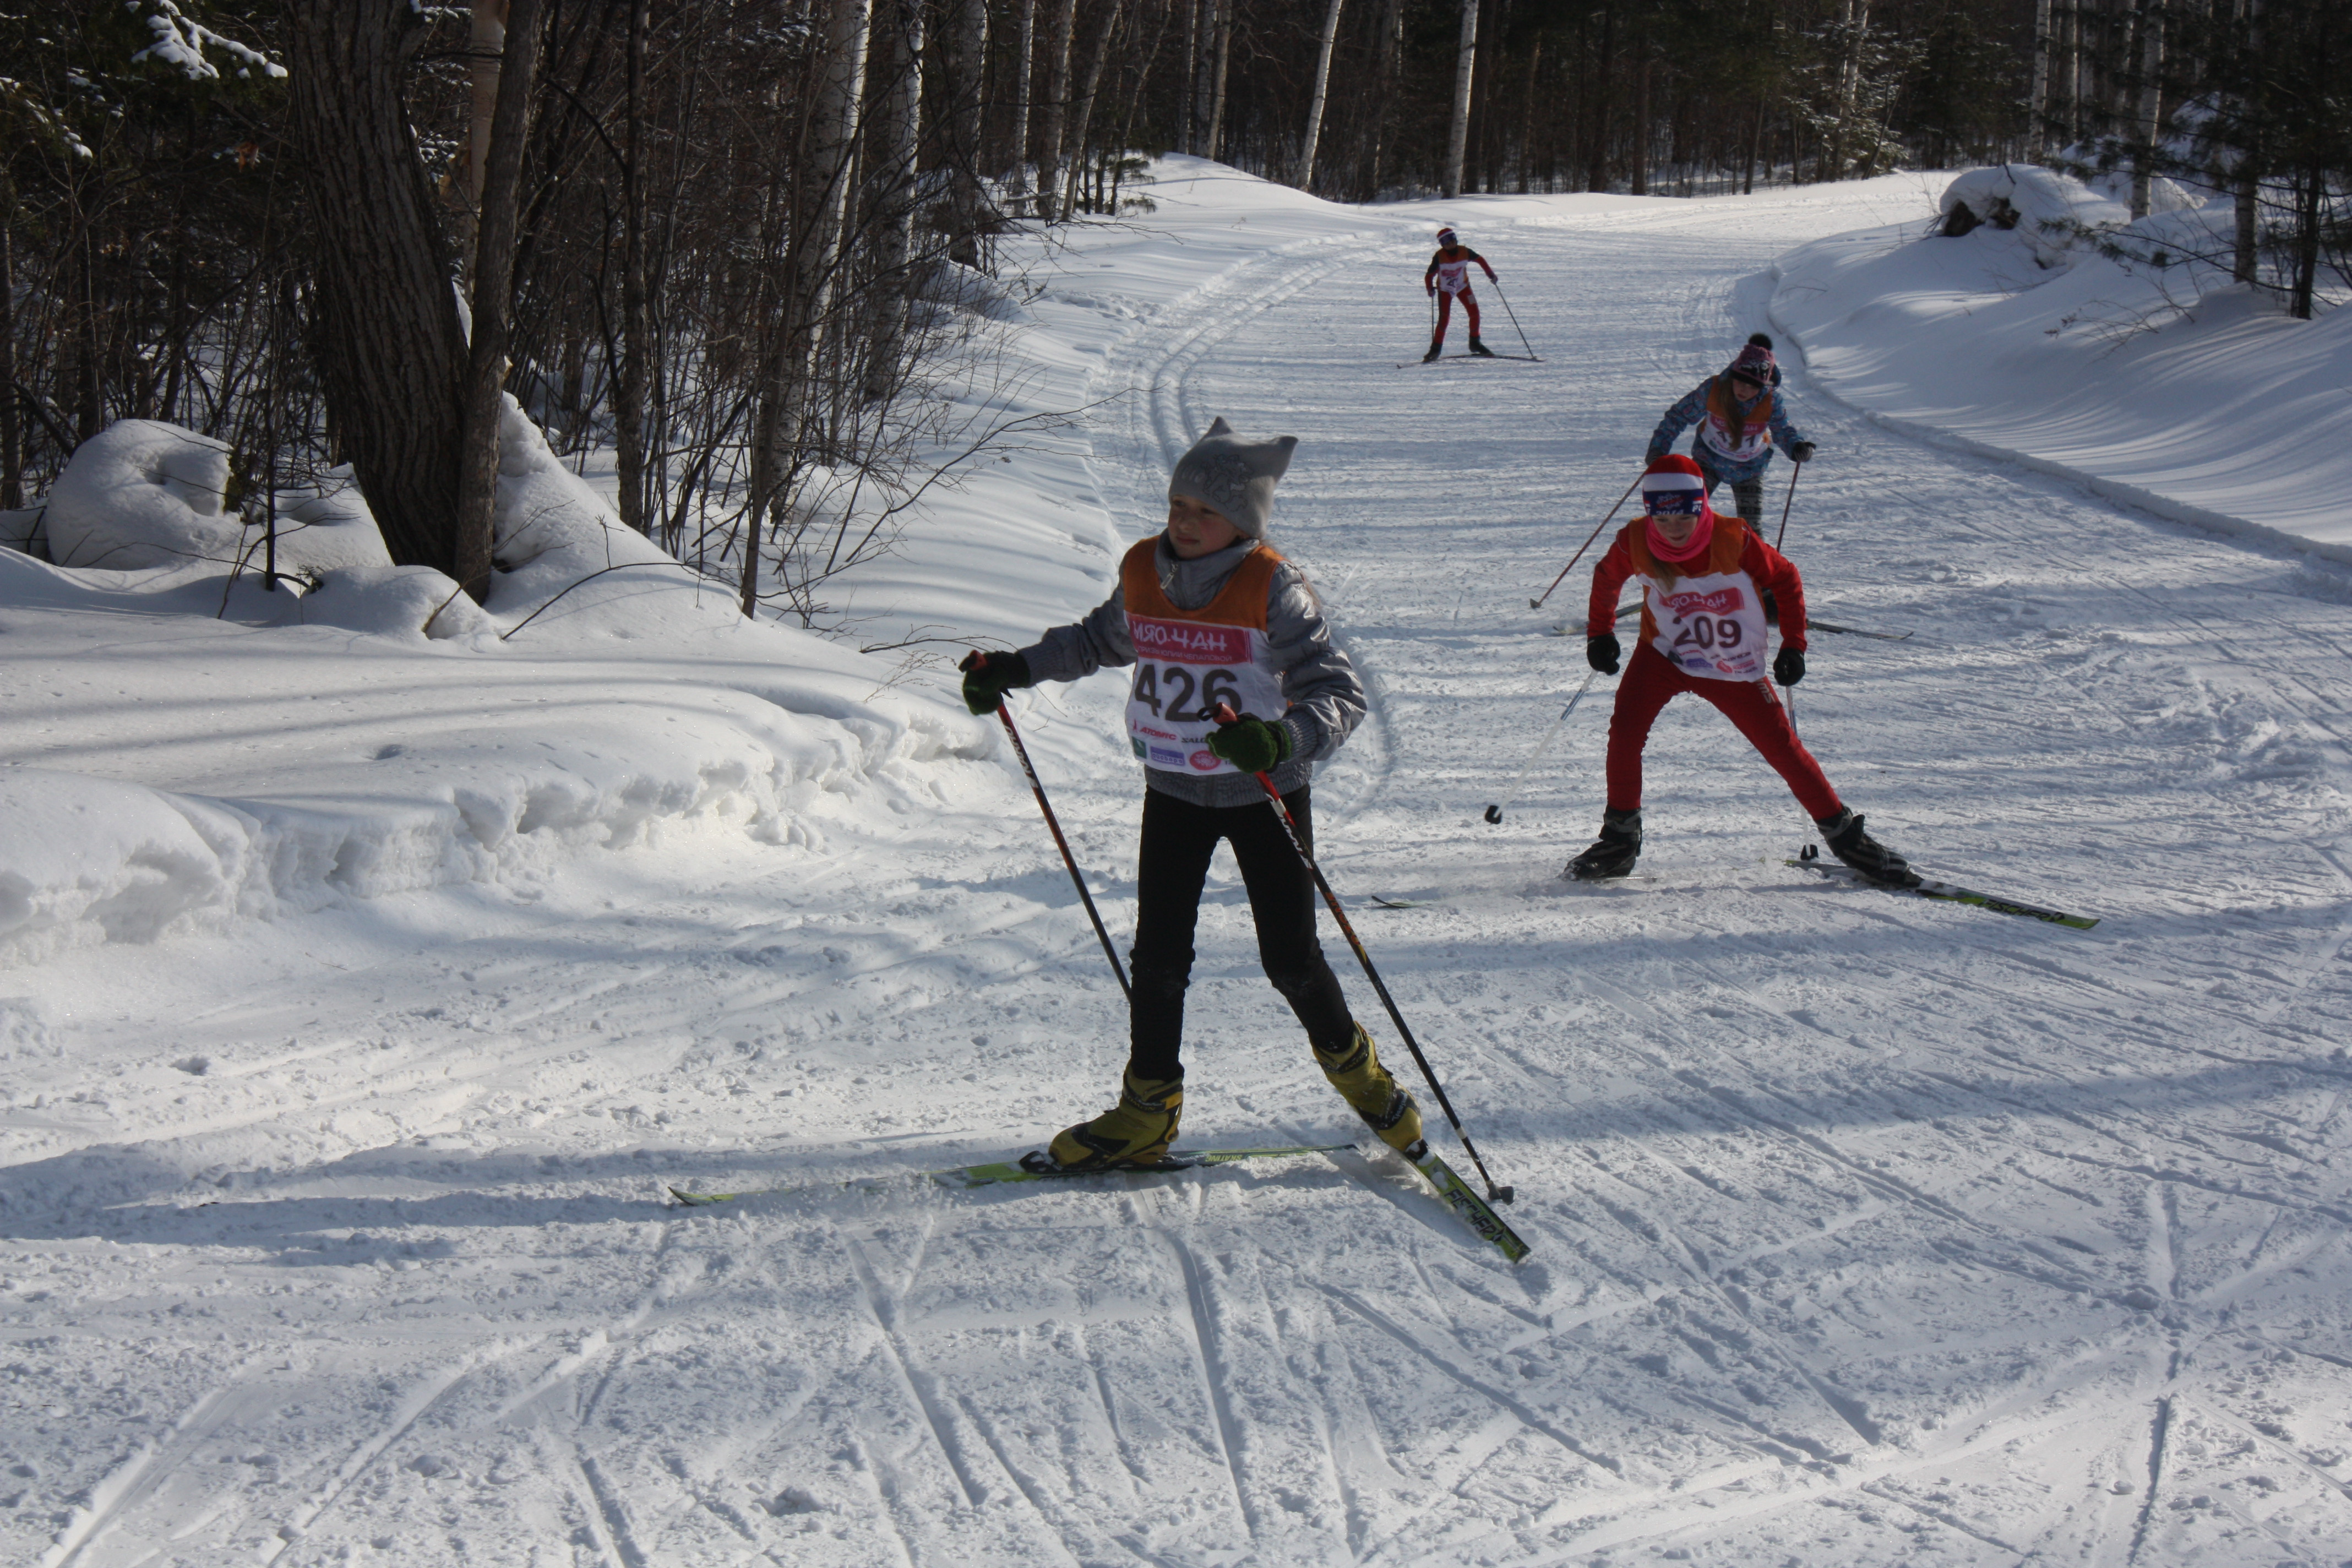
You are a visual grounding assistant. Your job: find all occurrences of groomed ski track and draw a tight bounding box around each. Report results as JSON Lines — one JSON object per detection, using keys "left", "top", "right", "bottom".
{"left": 7, "top": 171, "right": 2352, "bottom": 1566}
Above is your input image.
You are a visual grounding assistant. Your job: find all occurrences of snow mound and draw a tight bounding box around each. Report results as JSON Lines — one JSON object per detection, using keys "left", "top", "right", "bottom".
{"left": 39, "top": 418, "right": 398, "bottom": 576}
{"left": 300, "top": 563, "right": 498, "bottom": 641}
{"left": 271, "top": 469, "right": 395, "bottom": 574}
{"left": 1773, "top": 168, "right": 2352, "bottom": 558}
{"left": 41, "top": 419, "right": 244, "bottom": 571}
{"left": 0, "top": 769, "right": 262, "bottom": 965}
{"left": 482, "top": 394, "right": 729, "bottom": 644}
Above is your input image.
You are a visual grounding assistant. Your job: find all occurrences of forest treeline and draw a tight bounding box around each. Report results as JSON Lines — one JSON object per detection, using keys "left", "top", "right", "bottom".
{"left": 1, "top": 1, "right": 2344, "bottom": 608}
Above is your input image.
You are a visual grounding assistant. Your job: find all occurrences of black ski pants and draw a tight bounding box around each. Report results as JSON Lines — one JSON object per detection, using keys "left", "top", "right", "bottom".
{"left": 1127, "top": 785, "right": 1355, "bottom": 1082}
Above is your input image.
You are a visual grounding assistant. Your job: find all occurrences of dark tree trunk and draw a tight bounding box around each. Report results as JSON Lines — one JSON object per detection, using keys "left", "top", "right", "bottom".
{"left": 616, "top": 0, "right": 650, "bottom": 533}
{"left": 286, "top": 1, "right": 469, "bottom": 574}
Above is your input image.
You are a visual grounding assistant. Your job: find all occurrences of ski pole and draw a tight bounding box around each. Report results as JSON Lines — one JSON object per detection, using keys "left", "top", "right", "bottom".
{"left": 1213, "top": 703, "right": 1514, "bottom": 1204}
{"left": 1488, "top": 276, "right": 1538, "bottom": 360}
{"left": 1483, "top": 668, "right": 1604, "bottom": 825}
{"left": 1531, "top": 472, "right": 1643, "bottom": 610}
{"left": 1774, "top": 456, "right": 1802, "bottom": 551}
{"left": 993, "top": 700, "right": 1131, "bottom": 1001}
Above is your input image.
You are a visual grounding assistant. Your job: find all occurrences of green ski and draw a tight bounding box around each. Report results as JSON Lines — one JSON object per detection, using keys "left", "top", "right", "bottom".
{"left": 1409, "top": 1146, "right": 1532, "bottom": 1262}
{"left": 668, "top": 1143, "right": 1355, "bottom": 1207}
{"left": 1789, "top": 857, "right": 2098, "bottom": 930}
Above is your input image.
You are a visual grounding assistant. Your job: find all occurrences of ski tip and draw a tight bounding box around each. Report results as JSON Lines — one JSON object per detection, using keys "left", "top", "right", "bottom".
{"left": 669, "top": 1186, "right": 733, "bottom": 1207}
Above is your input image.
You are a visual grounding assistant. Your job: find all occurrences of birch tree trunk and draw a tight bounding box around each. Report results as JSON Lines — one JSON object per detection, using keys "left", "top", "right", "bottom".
{"left": 1205, "top": 0, "right": 1232, "bottom": 163}
{"left": 948, "top": 0, "right": 989, "bottom": 265}
{"left": 1628, "top": 31, "right": 1648, "bottom": 194}
{"left": 866, "top": 0, "right": 924, "bottom": 400}
{"left": 1366, "top": 0, "right": 1402, "bottom": 196}
{"left": 2128, "top": 0, "right": 2163, "bottom": 218}
{"left": 1443, "top": 0, "right": 1479, "bottom": 198}
{"left": 285, "top": 0, "right": 469, "bottom": 574}
{"left": 1036, "top": 0, "right": 1079, "bottom": 223}
{"left": 1298, "top": 0, "right": 1345, "bottom": 190}
{"left": 1010, "top": 0, "right": 1038, "bottom": 194}
{"left": 1179, "top": 0, "right": 1197, "bottom": 154}
{"left": 454, "top": 0, "right": 545, "bottom": 603}
{"left": 1061, "top": 2, "right": 1125, "bottom": 220}
{"left": 2030, "top": 0, "right": 2052, "bottom": 154}
{"left": 749, "top": 0, "right": 869, "bottom": 617}
{"left": 466, "top": 2, "right": 507, "bottom": 207}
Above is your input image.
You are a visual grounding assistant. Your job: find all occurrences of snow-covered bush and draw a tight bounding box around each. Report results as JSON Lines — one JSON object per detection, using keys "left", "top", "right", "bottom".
{"left": 1936, "top": 165, "right": 2130, "bottom": 268}
{"left": 42, "top": 420, "right": 244, "bottom": 570}
{"left": 41, "top": 418, "right": 395, "bottom": 576}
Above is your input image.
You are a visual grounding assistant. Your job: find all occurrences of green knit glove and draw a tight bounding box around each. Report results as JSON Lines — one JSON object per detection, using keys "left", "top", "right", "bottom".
{"left": 1206, "top": 712, "right": 1294, "bottom": 773}
{"left": 959, "top": 650, "right": 1031, "bottom": 715}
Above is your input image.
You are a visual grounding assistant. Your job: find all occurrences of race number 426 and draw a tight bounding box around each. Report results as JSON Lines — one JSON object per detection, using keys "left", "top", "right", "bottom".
{"left": 1132, "top": 663, "right": 1242, "bottom": 722}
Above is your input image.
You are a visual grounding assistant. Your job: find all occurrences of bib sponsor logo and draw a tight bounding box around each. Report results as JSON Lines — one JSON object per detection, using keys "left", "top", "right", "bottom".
{"left": 1129, "top": 616, "right": 1250, "bottom": 666}
{"left": 1188, "top": 749, "right": 1221, "bottom": 771}
{"left": 1147, "top": 744, "right": 1189, "bottom": 767}
{"left": 1661, "top": 586, "right": 1745, "bottom": 617}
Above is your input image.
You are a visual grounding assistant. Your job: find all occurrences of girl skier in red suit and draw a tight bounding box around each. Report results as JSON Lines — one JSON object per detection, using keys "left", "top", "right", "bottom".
{"left": 1422, "top": 226, "right": 1498, "bottom": 361}
{"left": 1566, "top": 455, "right": 1915, "bottom": 885}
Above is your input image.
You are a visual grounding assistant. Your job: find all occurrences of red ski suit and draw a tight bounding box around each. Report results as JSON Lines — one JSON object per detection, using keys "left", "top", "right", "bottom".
{"left": 1425, "top": 246, "right": 1496, "bottom": 344}
{"left": 1587, "top": 514, "right": 1840, "bottom": 820}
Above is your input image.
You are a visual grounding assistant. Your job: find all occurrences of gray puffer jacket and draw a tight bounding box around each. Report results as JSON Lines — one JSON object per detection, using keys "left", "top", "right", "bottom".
{"left": 1020, "top": 537, "right": 1367, "bottom": 808}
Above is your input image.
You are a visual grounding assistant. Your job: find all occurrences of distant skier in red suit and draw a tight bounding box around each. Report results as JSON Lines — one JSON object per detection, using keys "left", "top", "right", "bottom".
{"left": 1423, "top": 225, "right": 1498, "bottom": 362}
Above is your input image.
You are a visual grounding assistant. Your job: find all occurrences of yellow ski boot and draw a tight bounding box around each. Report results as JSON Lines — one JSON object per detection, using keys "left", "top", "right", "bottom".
{"left": 1315, "top": 1025, "right": 1425, "bottom": 1155}
{"left": 1044, "top": 1069, "right": 1184, "bottom": 1170}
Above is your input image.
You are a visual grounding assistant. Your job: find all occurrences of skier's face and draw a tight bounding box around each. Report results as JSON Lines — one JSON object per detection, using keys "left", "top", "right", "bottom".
{"left": 1166, "top": 495, "right": 1243, "bottom": 559}
{"left": 1730, "top": 374, "right": 1764, "bottom": 401}
{"left": 1647, "top": 508, "right": 1701, "bottom": 548}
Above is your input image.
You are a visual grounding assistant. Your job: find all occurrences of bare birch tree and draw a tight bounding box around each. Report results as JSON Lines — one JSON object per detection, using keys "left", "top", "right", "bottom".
{"left": 1298, "top": 0, "right": 1345, "bottom": 190}
{"left": 1444, "top": 0, "right": 1479, "bottom": 198}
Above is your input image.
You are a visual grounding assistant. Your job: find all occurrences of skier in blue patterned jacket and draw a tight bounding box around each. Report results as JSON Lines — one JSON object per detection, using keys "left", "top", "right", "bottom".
{"left": 1646, "top": 334, "right": 1817, "bottom": 521}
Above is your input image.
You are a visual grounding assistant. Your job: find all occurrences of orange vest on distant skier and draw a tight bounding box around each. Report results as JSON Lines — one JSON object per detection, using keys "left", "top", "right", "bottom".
{"left": 1120, "top": 539, "right": 1289, "bottom": 776}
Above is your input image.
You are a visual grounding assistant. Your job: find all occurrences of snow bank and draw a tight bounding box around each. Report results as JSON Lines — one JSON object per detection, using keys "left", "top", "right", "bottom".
{"left": 1773, "top": 165, "right": 2352, "bottom": 559}
{"left": 0, "top": 402, "right": 997, "bottom": 966}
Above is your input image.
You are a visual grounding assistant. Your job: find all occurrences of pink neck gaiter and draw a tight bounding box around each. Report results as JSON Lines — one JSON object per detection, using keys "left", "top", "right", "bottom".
{"left": 1645, "top": 504, "right": 1715, "bottom": 564}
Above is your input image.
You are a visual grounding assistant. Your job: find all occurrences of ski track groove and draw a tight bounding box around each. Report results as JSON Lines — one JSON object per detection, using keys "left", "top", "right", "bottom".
{"left": 1155, "top": 1226, "right": 1263, "bottom": 1547}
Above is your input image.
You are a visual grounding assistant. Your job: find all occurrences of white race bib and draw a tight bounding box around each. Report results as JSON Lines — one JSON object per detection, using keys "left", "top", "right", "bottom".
{"left": 1435, "top": 258, "right": 1472, "bottom": 294}
{"left": 1124, "top": 614, "right": 1288, "bottom": 776}
{"left": 1700, "top": 409, "right": 1772, "bottom": 464}
{"left": 1647, "top": 570, "right": 1770, "bottom": 681}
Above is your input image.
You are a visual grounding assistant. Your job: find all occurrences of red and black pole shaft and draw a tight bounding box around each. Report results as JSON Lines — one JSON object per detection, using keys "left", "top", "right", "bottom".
{"left": 1531, "top": 472, "right": 1643, "bottom": 611}
{"left": 993, "top": 699, "right": 1131, "bottom": 1002}
{"left": 1213, "top": 704, "right": 1513, "bottom": 1203}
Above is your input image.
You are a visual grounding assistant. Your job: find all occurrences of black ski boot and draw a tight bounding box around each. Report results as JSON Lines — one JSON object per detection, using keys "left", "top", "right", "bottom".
{"left": 1422, "top": 340, "right": 1443, "bottom": 363}
{"left": 1468, "top": 335, "right": 1498, "bottom": 358}
{"left": 1565, "top": 808, "right": 1642, "bottom": 880}
{"left": 1816, "top": 808, "right": 1918, "bottom": 886}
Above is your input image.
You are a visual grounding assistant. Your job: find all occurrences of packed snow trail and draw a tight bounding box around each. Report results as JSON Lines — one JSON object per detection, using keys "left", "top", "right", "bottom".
{"left": 6, "top": 177, "right": 2352, "bottom": 1566}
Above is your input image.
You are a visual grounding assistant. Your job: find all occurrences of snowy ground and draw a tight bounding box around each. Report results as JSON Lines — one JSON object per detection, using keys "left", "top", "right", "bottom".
{"left": 6, "top": 168, "right": 2352, "bottom": 1567}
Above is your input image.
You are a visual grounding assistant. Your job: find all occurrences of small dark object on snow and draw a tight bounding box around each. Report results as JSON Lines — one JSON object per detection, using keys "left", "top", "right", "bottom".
{"left": 1483, "top": 803, "right": 1503, "bottom": 824}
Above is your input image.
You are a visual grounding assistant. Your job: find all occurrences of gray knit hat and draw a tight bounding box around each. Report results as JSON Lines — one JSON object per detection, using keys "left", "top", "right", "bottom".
{"left": 1167, "top": 417, "right": 1298, "bottom": 540}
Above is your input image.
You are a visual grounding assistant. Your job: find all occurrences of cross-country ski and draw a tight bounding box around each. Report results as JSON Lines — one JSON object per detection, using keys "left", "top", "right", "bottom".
{"left": 668, "top": 1143, "right": 1358, "bottom": 1205}
{"left": 6, "top": 46, "right": 2346, "bottom": 1562}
